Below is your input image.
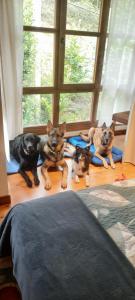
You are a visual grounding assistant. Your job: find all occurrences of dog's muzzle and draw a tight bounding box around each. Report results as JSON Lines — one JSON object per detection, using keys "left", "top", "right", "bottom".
{"left": 52, "top": 142, "right": 57, "bottom": 148}
{"left": 102, "top": 139, "right": 109, "bottom": 146}
{"left": 27, "top": 145, "right": 35, "bottom": 153}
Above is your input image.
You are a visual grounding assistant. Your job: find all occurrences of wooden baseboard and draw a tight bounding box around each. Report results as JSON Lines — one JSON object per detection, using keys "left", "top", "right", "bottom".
{"left": 0, "top": 194, "right": 11, "bottom": 205}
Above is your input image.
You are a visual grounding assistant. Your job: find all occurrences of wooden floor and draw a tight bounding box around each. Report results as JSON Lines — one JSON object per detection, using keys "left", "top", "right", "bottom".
{"left": 1, "top": 135, "right": 135, "bottom": 221}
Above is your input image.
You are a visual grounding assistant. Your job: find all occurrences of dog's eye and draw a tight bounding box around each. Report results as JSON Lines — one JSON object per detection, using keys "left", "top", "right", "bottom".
{"left": 25, "top": 138, "right": 29, "bottom": 142}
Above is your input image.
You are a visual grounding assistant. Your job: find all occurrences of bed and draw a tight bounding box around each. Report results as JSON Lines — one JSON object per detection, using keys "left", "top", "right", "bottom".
{"left": 0, "top": 190, "right": 135, "bottom": 300}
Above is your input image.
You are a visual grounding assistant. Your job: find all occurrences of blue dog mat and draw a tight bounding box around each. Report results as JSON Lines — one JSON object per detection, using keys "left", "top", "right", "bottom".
{"left": 7, "top": 156, "right": 44, "bottom": 175}
{"left": 67, "top": 136, "right": 123, "bottom": 166}
{"left": 7, "top": 152, "right": 71, "bottom": 175}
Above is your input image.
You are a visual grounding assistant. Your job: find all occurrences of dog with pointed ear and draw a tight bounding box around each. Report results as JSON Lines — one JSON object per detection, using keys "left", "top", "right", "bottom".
{"left": 46, "top": 120, "right": 53, "bottom": 134}
{"left": 72, "top": 145, "right": 92, "bottom": 187}
{"left": 102, "top": 122, "right": 107, "bottom": 129}
{"left": 41, "top": 120, "right": 68, "bottom": 190}
{"left": 80, "top": 121, "right": 115, "bottom": 169}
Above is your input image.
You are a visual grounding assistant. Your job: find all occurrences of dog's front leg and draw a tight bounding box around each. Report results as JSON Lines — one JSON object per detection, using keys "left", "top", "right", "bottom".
{"left": 108, "top": 152, "right": 115, "bottom": 169}
{"left": 19, "top": 168, "right": 32, "bottom": 188}
{"left": 58, "top": 160, "right": 68, "bottom": 189}
{"left": 32, "top": 167, "right": 40, "bottom": 186}
{"left": 95, "top": 152, "right": 109, "bottom": 169}
{"left": 75, "top": 174, "right": 80, "bottom": 183}
{"left": 41, "top": 163, "right": 52, "bottom": 190}
{"left": 85, "top": 170, "right": 90, "bottom": 187}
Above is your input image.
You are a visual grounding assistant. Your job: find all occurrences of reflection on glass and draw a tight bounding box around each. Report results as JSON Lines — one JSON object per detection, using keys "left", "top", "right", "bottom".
{"left": 64, "top": 35, "right": 97, "bottom": 83}
{"left": 23, "top": 0, "right": 55, "bottom": 28}
{"left": 23, "top": 32, "right": 54, "bottom": 87}
{"left": 59, "top": 93, "right": 93, "bottom": 123}
{"left": 23, "top": 94, "right": 52, "bottom": 126}
{"left": 66, "top": 0, "right": 101, "bottom": 32}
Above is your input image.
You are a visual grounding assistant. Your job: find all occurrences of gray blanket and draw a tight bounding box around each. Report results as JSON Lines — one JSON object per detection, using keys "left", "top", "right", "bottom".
{"left": 0, "top": 190, "right": 135, "bottom": 300}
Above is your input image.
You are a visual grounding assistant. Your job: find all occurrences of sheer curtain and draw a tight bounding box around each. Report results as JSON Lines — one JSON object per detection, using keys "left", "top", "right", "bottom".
{"left": 123, "top": 100, "right": 135, "bottom": 164}
{"left": 0, "top": 0, "right": 23, "bottom": 156}
{"left": 98, "top": 0, "right": 135, "bottom": 125}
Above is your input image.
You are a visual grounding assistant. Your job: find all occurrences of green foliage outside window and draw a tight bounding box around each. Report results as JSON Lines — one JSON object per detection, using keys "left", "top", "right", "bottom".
{"left": 23, "top": 0, "right": 100, "bottom": 126}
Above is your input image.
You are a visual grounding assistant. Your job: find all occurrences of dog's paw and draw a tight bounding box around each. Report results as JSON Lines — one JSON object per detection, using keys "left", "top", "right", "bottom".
{"left": 61, "top": 180, "right": 67, "bottom": 189}
{"left": 111, "top": 163, "right": 116, "bottom": 169}
{"left": 85, "top": 175, "right": 90, "bottom": 187}
{"left": 103, "top": 161, "right": 109, "bottom": 169}
{"left": 75, "top": 175, "right": 80, "bottom": 183}
{"left": 34, "top": 177, "right": 40, "bottom": 186}
{"left": 104, "top": 164, "right": 109, "bottom": 169}
{"left": 27, "top": 179, "right": 32, "bottom": 188}
{"left": 45, "top": 181, "right": 52, "bottom": 190}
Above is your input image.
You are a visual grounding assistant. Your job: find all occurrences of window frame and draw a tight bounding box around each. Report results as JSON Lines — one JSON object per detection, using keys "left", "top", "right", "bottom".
{"left": 23, "top": 0, "right": 110, "bottom": 134}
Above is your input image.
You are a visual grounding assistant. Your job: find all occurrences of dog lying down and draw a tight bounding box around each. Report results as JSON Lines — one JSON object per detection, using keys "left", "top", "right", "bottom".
{"left": 41, "top": 121, "right": 68, "bottom": 190}
{"left": 10, "top": 133, "right": 41, "bottom": 187}
{"left": 80, "top": 122, "right": 115, "bottom": 169}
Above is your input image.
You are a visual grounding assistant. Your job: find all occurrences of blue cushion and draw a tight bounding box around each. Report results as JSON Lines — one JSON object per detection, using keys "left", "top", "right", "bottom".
{"left": 7, "top": 152, "right": 72, "bottom": 174}
{"left": 7, "top": 156, "right": 43, "bottom": 175}
{"left": 67, "top": 136, "right": 123, "bottom": 166}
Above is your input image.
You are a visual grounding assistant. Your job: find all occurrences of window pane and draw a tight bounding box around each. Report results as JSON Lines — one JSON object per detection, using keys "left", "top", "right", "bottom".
{"left": 66, "top": 0, "right": 102, "bottom": 32}
{"left": 23, "top": 0, "right": 55, "bottom": 28}
{"left": 64, "top": 35, "right": 97, "bottom": 84}
{"left": 22, "top": 95, "right": 52, "bottom": 126}
{"left": 23, "top": 32, "right": 54, "bottom": 87}
{"left": 59, "top": 93, "right": 93, "bottom": 123}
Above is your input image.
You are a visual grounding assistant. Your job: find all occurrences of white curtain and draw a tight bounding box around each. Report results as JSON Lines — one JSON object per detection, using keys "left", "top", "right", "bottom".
{"left": 123, "top": 100, "right": 135, "bottom": 164}
{"left": 98, "top": 0, "right": 135, "bottom": 125}
{"left": 0, "top": 0, "right": 23, "bottom": 149}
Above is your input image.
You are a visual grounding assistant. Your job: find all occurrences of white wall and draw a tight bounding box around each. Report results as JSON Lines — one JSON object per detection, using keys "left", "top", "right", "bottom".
{"left": 0, "top": 84, "right": 9, "bottom": 197}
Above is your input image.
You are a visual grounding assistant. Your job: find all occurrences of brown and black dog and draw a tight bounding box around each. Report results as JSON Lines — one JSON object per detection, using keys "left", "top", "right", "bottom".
{"left": 41, "top": 121, "right": 68, "bottom": 190}
{"left": 72, "top": 146, "right": 92, "bottom": 186}
{"left": 80, "top": 122, "right": 115, "bottom": 169}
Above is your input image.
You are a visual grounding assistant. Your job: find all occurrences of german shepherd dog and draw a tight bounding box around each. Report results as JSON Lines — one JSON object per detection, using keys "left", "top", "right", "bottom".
{"left": 41, "top": 121, "right": 68, "bottom": 190}
{"left": 10, "top": 133, "right": 41, "bottom": 187}
{"left": 80, "top": 122, "right": 115, "bottom": 169}
{"left": 72, "top": 146, "right": 92, "bottom": 186}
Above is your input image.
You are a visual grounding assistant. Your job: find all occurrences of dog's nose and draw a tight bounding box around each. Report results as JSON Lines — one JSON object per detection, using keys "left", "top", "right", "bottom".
{"left": 52, "top": 142, "right": 57, "bottom": 147}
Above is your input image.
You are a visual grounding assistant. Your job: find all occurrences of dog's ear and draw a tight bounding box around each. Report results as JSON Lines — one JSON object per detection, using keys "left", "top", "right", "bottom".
{"left": 59, "top": 122, "right": 66, "bottom": 136}
{"left": 85, "top": 146, "right": 90, "bottom": 152}
{"left": 35, "top": 135, "right": 40, "bottom": 144}
{"left": 22, "top": 135, "right": 26, "bottom": 147}
{"left": 76, "top": 145, "right": 81, "bottom": 151}
{"left": 47, "top": 120, "right": 53, "bottom": 134}
{"left": 110, "top": 122, "right": 115, "bottom": 132}
{"left": 102, "top": 122, "right": 107, "bottom": 129}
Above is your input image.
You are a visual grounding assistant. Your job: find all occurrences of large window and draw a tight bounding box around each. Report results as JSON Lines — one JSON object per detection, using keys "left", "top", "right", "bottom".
{"left": 23, "top": 0, "right": 110, "bottom": 133}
